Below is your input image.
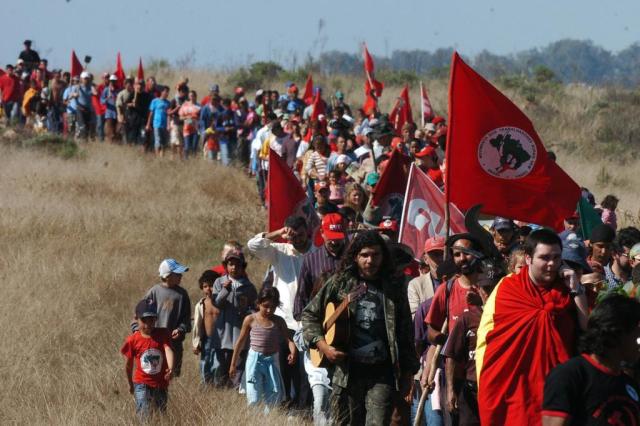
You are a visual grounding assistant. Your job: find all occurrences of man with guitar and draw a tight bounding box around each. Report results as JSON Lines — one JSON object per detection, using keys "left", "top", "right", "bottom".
{"left": 301, "top": 231, "right": 419, "bottom": 425}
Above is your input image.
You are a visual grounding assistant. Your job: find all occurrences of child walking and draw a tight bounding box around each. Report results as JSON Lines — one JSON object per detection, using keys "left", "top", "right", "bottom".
{"left": 192, "top": 270, "right": 221, "bottom": 384}
{"left": 212, "top": 249, "right": 257, "bottom": 387}
{"left": 230, "top": 287, "right": 297, "bottom": 410}
{"left": 132, "top": 258, "right": 191, "bottom": 377}
{"left": 121, "top": 299, "right": 175, "bottom": 420}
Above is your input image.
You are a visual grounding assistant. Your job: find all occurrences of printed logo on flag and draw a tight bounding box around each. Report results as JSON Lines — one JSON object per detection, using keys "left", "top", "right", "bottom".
{"left": 406, "top": 198, "right": 445, "bottom": 236}
{"left": 477, "top": 127, "right": 537, "bottom": 180}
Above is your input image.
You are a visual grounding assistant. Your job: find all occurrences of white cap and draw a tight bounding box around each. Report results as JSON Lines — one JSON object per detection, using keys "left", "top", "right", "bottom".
{"left": 109, "top": 74, "right": 118, "bottom": 81}
{"left": 80, "top": 71, "right": 90, "bottom": 79}
{"left": 256, "top": 89, "right": 264, "bottom": 96}
{"left": 158, "top": 258, "right": 189, "bottom": 279}
{"left": 16, "top": 59, "right": 24, "bottom": 65}
{"left": 425, "top": 123, "right": 436, "bottom": 132}
{"left": 336, "top": 154, "right": 352, "bottom": 165}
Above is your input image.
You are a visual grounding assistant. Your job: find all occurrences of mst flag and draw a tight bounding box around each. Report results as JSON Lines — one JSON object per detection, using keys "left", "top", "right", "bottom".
{"left": 267, "top": 149, "right": 319, "bottom": 236}
{"left": 445, "top": 52, "right": 580, "bottom": 230}
{"left": 399, "top": 164, "right": 465, "bottom": 257}
{"left": 370, "top": 149, "right": 411, "bottom": 221}
{"left": 420, "top": 82, "right": 434, "bottom": 126}
{"left": 70, "top": 50, "right": 83, "bottom": 78}
{"left": 389, "top": 84, "right": 413, "bottom": 135}
{"left": 302, "top": 74, "right": 314, "bottom": 105}
{"left": 476, "top": 266, "right": 574, "bottom": 426}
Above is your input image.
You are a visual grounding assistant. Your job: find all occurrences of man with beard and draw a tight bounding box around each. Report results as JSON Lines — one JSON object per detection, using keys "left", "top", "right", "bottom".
{"left": 302, "top": 231, "right": 418, "bottom": 425}
{"left": 425, "top": 235, "right": 484, "bottom": 342}
{"left": 607, "top": 227, "right": 640, "bottom": 287}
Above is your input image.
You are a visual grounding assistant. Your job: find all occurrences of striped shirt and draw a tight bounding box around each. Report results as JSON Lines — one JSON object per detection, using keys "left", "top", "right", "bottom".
{"left": 293, "top": 244, "right": 342, "bottom": 320}
{"left": 305, "top": 151, "right": 329, "bottom": 180}
{"left": 249, "top": 319, "right": 281, "bottom": 354}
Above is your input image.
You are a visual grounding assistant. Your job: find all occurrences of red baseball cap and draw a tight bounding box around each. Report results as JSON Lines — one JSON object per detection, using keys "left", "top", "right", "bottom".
{"left": 379, "top": 219, "right": 398, "bottom": 232}
{"left": 314, "top": 181, "right": 329, "bottom": 192}
{"left": 432, "top": 116, "right": 446, "bottom": 125}
{"left": 424, "top": 236, "right": 445, "bottom": 253}
{"left": 321, "top": 213, "right": 346, "bottom": 240}
{"left": 391, "top": 137, "right": 403, "bottom": 150}
{"left": 415, "top": 146, "right": 436, "bottom": 158}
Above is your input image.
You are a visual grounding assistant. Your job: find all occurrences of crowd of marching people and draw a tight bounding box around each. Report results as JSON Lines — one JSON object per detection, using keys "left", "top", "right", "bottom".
{"left": 5, "top": 42, "right": 640, "bottom": 425}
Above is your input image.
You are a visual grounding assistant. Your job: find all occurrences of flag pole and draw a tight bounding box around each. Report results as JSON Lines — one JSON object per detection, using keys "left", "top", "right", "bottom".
{"left": 420, "top": 81, "right": 425, "bottom": 129}
{"left": 443, "top": 52, "right": 458, "bottom": 260}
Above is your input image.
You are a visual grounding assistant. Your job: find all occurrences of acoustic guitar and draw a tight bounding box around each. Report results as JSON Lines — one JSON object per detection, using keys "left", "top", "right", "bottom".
{"left": 309, "top": 283, "right": 368, "bottom": 368}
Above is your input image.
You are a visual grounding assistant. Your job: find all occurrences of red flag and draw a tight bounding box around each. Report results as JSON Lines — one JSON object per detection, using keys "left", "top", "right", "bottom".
{"left": 362, "top": 43, "right": 384, "bottom": 116}
{"left": 0, "top": 68, "right": 4, "bottom": 77}
{"left": 363, "top": 44, "right": 375, "bottom": 75}
{"left": 370, "top": 149, "right": 411, "bottom": 221}
{"left": 70, "top": 50, "right": 83, "bottom": 78}
{"left": 267, "top": 149, "right": 320, "bottom": 236}
{"left": 420, "top": 82, "right": 434, "bottom": 125}
{"left": 389, "top": 84, "right": 413, "bottom": 135}
{"left": 115, "top": 52, "right": 126, "bottom": 87}
{"left": 137, "top": 57, "right": 144, "bottom": 81}
{"left": 445, "top": 52, "right": 580, "bottom": 230}
{"left": 399, "top": 164, "right": 465, "bottom": 258}
{"left": 310, "top": 90, "right": 326, "bottom": 122}
{"left": 302, "top": 74, "right": 314, "bottom": 105}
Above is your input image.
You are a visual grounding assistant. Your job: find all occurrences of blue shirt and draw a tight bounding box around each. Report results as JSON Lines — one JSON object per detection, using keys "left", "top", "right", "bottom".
{"left": 100, "top": 86, "right": 118, "bottom": 120}
{"left": 149, "top": 98, "right": 170, "bottom": 129}
{"left": 63, "top": 86, "right": 77, "bottom": 114}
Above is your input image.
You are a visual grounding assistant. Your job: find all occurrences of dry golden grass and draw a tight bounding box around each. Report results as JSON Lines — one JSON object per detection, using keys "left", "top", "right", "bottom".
{"left": 0, "top": 141, "right": 313, "bottom": 425}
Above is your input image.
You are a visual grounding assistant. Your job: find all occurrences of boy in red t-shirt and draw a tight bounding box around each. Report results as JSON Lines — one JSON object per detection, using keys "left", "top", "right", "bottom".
{"left": 121, "top": 299, "right": 175, "bottom": 420}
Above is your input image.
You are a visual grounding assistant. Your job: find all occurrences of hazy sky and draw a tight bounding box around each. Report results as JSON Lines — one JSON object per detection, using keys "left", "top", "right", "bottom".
{"left": 4, "top": 0, "right": 640, "bottom": 71}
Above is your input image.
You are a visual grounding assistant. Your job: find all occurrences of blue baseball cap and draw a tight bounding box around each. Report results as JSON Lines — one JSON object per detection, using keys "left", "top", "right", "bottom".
{"left": 135, "top": 299, "right": 158, "bottom": 319}
{"left": 491, "top": 217, "right": 515, "bottom": 231}
{"left": 562, "top": 240, "right": 592, "bottom": 273}
{"left": 158, "top": 258, "right": 189, "bottom": 278}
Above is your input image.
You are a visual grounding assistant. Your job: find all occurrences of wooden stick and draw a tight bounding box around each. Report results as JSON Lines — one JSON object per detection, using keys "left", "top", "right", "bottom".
{"left": 413, "top": 318, "right": 448, "bottom": 426}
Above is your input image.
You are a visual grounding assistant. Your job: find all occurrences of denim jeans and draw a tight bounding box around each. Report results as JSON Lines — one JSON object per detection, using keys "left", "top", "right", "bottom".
{"left": 410, "top": 380, "right": 444, "bottom": 426}
{"left": 133, "top": 383, "right": 167, "bottom": 420}
{"left": 96, "top": 114, "right": 105, "bottom": 142}
{"left": 199, "top": 336, "right": 219, "bottom": 385}
{"left": 245, "top": 348, "right": 284, "bottom": 410}
{"left": 154, "top": 128, "right": 168, "bottom": 150}
{"left": 219, "top": 140, "right": 231, "bottom": 166}
{"left": 312, "top": 384, "right": 330, "bottom": 426}
{"left": 183, "top": 133, "right": 199, "bottom": 158}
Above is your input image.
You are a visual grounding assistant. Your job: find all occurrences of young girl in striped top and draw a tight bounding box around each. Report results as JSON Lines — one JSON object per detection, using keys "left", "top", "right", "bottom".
{"left": 229, "top": 287, "right": 297, "bottom": 409}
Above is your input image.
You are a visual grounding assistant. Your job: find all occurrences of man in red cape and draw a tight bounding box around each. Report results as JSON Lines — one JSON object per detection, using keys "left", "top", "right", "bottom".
{"left": 476, "top": 229, "right": 588, "bottom": 425}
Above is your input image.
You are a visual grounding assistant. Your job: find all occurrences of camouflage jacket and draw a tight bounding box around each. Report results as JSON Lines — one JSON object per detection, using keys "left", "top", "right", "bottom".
{"left": 301, "top": 270, "right": 419, "bottom": 389}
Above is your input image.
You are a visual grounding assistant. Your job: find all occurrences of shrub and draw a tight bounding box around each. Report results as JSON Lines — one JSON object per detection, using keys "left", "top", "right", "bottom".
{"left": 22, "top": 134, "right": 80, "bottom": 159}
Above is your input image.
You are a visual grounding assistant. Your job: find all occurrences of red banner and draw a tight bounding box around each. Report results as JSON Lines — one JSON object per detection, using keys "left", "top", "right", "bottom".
{"left": 70, "top": 50, "right": 83, "bottom": 78}
{"left": 137, "top": 57, "right": 144, "bottom": 81}
{"left": 399, "top": 164, "right": 466, "bottom": 257}
{"left": 267, "top": 149, "right": 320, "bottom": 239}
{"left": 389, "top": 84, "right": 413, "bottom": 134}
{"left": 302, "top": 74, "right": 313, "bottom": 105}
{"left": 445, "top": 52, "right": 580, "bottom": 230}
{"left": 420, "top": 82, "right": 434, "bottom": 125}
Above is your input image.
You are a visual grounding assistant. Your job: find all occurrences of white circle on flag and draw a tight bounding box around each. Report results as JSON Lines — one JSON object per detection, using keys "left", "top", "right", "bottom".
{"left": 477, "top": 127, "right": 537, "bottom": 180}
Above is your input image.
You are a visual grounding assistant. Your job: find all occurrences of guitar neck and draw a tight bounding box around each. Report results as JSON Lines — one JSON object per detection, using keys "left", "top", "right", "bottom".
{"left": 325, "top": 297, "right": 351, "bottom": 330}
